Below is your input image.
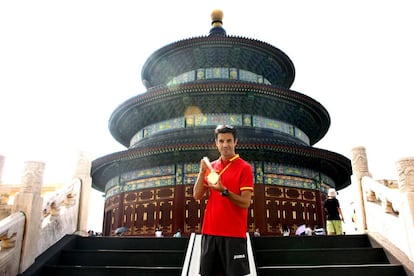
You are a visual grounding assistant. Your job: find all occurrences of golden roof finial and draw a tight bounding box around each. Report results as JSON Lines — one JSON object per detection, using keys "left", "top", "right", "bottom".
{"left": 211, "top": 9, "right": 224, "bottom": 27}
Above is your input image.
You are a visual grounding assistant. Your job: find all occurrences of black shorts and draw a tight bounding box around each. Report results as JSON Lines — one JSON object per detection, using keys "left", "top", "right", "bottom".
{"left": 199, "top": 234, "right": 250, "bottom": 276}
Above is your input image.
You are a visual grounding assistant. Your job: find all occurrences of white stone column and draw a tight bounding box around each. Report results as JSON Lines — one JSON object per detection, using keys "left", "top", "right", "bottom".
{"left": 351, "top": 146, "right": 372, "bottom": 231}
{"left": 396, "top": 157, "right": 414, "bottom": 261}
{"left": 11, "top": 161, "right": 44, "bottom": 273}
{"left": 75, "top": 151, "right": 92, "bottom": 235}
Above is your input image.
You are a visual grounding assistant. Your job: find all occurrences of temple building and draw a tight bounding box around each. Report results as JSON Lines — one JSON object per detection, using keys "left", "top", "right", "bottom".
{"left": 90, "top": 10, "right": 352, "bottom": 236}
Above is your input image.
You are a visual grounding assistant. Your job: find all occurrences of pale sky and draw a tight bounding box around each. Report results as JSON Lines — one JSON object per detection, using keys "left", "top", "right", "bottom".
{"left": 1, "top": 0, "right": 413, "bottom": 188}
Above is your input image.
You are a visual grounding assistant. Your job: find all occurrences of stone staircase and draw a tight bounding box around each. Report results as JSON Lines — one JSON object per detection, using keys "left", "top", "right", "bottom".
{"left": 251, "top": 234, "right": 408, "bottom": 276}
{"left": 19, "top": 235, "right": 189, "bottom": 276}
{"left": 19, "top": 234, "right": 408, "bottom": 276}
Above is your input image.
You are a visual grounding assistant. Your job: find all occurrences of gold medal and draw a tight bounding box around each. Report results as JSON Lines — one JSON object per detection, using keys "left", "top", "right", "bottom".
{"left": 203, "top": 157, "right": 219, "bottom": 185}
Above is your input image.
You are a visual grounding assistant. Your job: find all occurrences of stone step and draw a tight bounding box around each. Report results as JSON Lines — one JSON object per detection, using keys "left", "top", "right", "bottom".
{"left": 41, "top": 265, "right": 182, "bottom": 276}
{"left": 58, "top": 249, "right": 185, "bottom": 266}
{"left": 254, "top": 247, "right": 389, "bottom": 266}
{"left": 251, "top": 234, "right": 371, "bottom": 250}
{"left": 256, "top": 264, "right": 407, "bottom": 276}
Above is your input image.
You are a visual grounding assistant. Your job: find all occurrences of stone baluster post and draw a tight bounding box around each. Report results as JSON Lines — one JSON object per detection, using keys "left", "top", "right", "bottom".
{"left": 396, "top": 157, "right": 414, "bottom": 261}
{"left": 75, "top": 151, "right": 92, "bottom": 235}
{"left": 0, "top": 155, "right": 11, "bottom": 220}
{"left": 351, "top": 146, "right": 372, "bottom": 232}
{"left": 11, "top": 161, "right": 45, "bottom": 273}
{"left": 0, "top": 155, "right": 4, "bottom": 184}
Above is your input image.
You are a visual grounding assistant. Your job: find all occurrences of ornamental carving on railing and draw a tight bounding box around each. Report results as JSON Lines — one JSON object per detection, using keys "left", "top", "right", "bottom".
{"left": 42, "top": 179, "right": 79, "bottom": 218}
{"left": 0, "top": 231, "right": 16, "bottom": 249}
{"left": 363, "top": 177, "right": 400, "bottom": 215}
{"left": 397, "top": 157, "right": 414, "bottom": 193}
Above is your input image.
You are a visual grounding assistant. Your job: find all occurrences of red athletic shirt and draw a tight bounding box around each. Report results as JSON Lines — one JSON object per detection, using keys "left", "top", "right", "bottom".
{"left": 201, "top": 155, "right": 254, "bottom": 238}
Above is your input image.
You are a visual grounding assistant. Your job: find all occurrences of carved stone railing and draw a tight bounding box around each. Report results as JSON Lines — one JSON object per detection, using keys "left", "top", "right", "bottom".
{"left": 0, "top": 179, "right": 82, "bottom": 275}
{"left": 0, "top": 151, "right": 91, "bottom": 274}
{"left": 363, "top": 178, "right": 401, "bottom": 214}
{"left": 38, "top": 178, "right": 82, "bottom": 255}
{"left": 352, "top": 147, "right": 414, "bottom": 264}
{"left": 361, "top": 175, "right": 414, "bottom": 273}
{"left": 0, "top": 212, "right": 25, "bottom": 276}
{"left": 362, "top": 177, "right": 402, "bottom": 241}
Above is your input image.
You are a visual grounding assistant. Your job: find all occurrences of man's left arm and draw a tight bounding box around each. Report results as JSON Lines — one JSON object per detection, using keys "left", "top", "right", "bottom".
{"left": 224, "top": 189, "right": 252, "bottom": 209}
{"left": 224, "top": 165, "right": 253, "bottom": 209}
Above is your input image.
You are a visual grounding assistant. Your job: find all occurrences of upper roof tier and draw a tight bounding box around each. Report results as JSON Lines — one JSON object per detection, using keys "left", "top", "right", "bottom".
{"left": 141, "top": 10, "right": 295, "bottom": 89}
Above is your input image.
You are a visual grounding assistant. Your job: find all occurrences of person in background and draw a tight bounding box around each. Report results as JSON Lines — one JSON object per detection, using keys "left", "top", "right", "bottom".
{"left": 193, "top": 125, "right": 254, "bottom": 276}
{"left": 304, "top": 224, "right": 313, "bottom": 236}
{"left": 296, "top": 224, "right": 312, "bottom": 236}
{"left": 254, "top": 228, "right": 261, "bottom": 237}
{"left": 323, "top": 188, "right": 345, "bottom": 235}
{"left": 155, "top": 227, "right": 163, "bottom": 237}
{"left": 282, "top": 224, "right": 290, "bottom": 236}
{"left": 313, "top": 225, "right": 326, "bottom": 235}
{"left": 173, "top": 229, "right": 182, "bottom": 237}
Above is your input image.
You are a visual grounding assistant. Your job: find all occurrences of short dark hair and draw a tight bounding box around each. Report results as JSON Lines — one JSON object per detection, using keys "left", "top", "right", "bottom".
{"left": 214, "top": 125, "right": 237, "bottom": 140}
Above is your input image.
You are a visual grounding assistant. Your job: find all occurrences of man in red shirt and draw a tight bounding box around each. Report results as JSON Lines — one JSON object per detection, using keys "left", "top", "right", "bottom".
{"left": 193, "top": 125, "right": 254, "bottom": 276}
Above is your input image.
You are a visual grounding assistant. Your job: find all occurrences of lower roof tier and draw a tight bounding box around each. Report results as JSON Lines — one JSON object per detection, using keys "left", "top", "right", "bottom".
{"left": 91, "top": 127, "right": 352, "bottom": 192}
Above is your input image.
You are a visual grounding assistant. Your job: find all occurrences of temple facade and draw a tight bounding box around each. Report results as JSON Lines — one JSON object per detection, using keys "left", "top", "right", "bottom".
{"left": 90, "top": 10, "right": 352, "bottom": 236}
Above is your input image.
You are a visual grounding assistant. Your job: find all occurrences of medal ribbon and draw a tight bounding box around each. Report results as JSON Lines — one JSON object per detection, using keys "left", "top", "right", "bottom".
{"left": 217, "top": 154, "right": 239, "bottom": 176}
